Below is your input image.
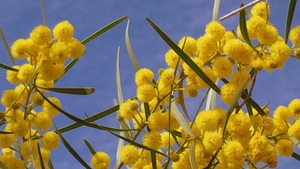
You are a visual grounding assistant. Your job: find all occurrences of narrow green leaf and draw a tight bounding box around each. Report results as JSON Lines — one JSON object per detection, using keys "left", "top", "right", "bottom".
{"left": 0, "top": 28, "right": 15, "bottom": 65}
{"left": 81, "top": 16, "right": 127, "bottom": 45}
{"left": 150, "top": 151, "right": 157, "bottom": 169}
{"left": 34, "top": 86, "right": 133, "bottom": 132}
{"left": 53, "top": 122, "right": 92, "bottom": 169}
{"left": 292, "top": 152, "right": 300, "bottom": 161}
{"left": 170, "top": 101, "right": 194, "bottom": 137}
{"left": 0, "top": 62, "right": 18, "bottom": 71}
{"left": 57, "top": 105, "right": 120, "bottom": 133}
{"left": 109, "top": 131, "right": 167, "bottom": 157}
{"left": 37, "top": 143, "right": 46, "bottom": 169}
{"left": 147, "top": 18, "right": 266, "bottom": 116}
{"left": 48, "top": 159, "right": 54, "bottom": 169}
{"left": 0, "top": 131, "right": 14, "bottom": 134}
{"left": 116, "top": 47, "right": 124, "bottom": 103}
{"left": 39, "top": 0, "right": 46, "bottom": 26}
{"left": 0, "top": 161, "right": 7, "bottom": 169}
{"left": 147, "top": 18, "right": 220, "bottom": 94}
{"left": 212, "top": 0, "right": 221, "bottom": 21}
{"left": 285, "top": 0, "right": 298, "bottom": 43}
{"left": 56, "top": 16, "right": 128, "bottom": 83}
{"left": 36, "top": 86, "right": 95, "bottom": 95}
{"left": 125, "top": 19, "right": 140, "bottom": 71}
{"left": 189, "top": 139, "right": 197, "bottom": 169}
{"left": 84, "top": 139, "right": 97, "bottom": 155}
{"left": 205, "top": 79, "right": 218, "bottom": 110}
{"left": 239, "top": 4, "right": 257, "bottom": 51}
{"left": 223, "top": 75, "right": 251, "bottom": 138}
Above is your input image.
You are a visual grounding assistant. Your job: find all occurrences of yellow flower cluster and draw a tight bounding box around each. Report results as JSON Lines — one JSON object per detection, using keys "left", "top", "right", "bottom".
{"left": 115, "top": 2, "right": 300, "bottom": 169}
{"left": 0, "top": 20, "right": 85, "bottom": 168}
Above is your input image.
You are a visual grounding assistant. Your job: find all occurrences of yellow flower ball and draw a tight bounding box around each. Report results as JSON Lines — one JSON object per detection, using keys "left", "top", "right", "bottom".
{"left": 12, "top": 120, "right": 28, "bottom": 137}
{"left": 0, "top": 131, "right": 16, "bottom": 148}
{"left": 34, "top": 112, "right": 52, "bottom": 131}
{"left": 120, "top": 145, "right": 139, "bottom": 165}
{"left": 160, "top": 132, "right": 175, "bottom": 148}
{"left": 1, "top": 89, "right": 19, "bottom": 108}
{"left": 195, "top": 110, "right": 218, "bottom": 131}
{"left": 276, "top": 139, "right": 294, "bottom": 157}
{"left": 5, "top": 156, "right": 24, "bottom": 169}
{"left": 212, "top": 57, "right": 233, "bottom": 78}
{"left": 30, "top": 25, "right": 52, "bottom": 45}
{"left": 42, "top": 131, "right": 59, "bottom": 150}
{"left": 53, "top": 20, "right": 74, "bottom": 42}
{"left": 251, "top": 1, "right": 270, "bottom": 20}
{"left": 42, "top": 96, "right": 61, "bottom": 117}
{"left": 11, "top": 39, "right": 30, "bottom": 60}
{"left": 90, "top": 151, "right": 110, "bottom": 169}
{"left": 135, "top": 68, "right": 154, "bottom": 86}
{"left": 17, "top": 63, "right": 35, "bottom": 83}
{"left": 205, "top": 21, "right": 225, "bottom": 41}
{"left": 147, "top": 112, "right": 167, "bottom": 132}
{"left": 142, "top": 131, "right": 162, "bottom": 150}
{"left": 160, "top": 68, "right": 177, "bottom": 86}
{"left": 49, "top": 41, "right": 69, "bottom": 63}
{"left": 290, "top": 25, "right": 300, "bottom": 46}
{"left": 136, "top": 84, "right": 156, "bottom": 102}
{"left": 178, "top": 36, "right": 197, "bottom": 57}
{"left": 66, "top": 38, "right": 86, "bottom": 59}
{"left": 220, "top": 82, "right": 238, "bottom": 104}
{"left": 165, "top": 49, "right": 183, "bottom": 68}
{"left": 6, "top": 65, "right": 21, "bottom": 84}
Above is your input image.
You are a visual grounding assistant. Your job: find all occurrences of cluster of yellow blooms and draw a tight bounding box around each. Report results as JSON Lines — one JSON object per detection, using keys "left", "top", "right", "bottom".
{"left": 0, "top": 21, "right": 85, "bottom": 168}
{"left": 90, "top": 2, "right": 300, "bottom": 169}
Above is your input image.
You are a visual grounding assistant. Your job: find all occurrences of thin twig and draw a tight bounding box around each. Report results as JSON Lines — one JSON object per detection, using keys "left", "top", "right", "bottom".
{"left": 220, "top": 0, "right": 262, "bottom": 21}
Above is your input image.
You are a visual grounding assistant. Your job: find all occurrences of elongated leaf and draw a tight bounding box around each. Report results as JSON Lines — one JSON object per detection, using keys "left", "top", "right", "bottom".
{"left": 109, "top": 131, "right": 167, "bottom": 157}
{"left": 84, "top": 139, "right": 97, "bottom": 155}
{"left": 189, "top": 139, "right": 197, "bottom": 169}
{"left": 0, "top": 28, "right": 15, "bottom": 66}
{"left": 239, "top": 4, "right": 257, "bottom": 51}
{"left": 285, "top": 0, "right": 298, "bottom": 43}
{"left": 125, "top": 19, "right": 140, "bottom": 71}
{"left": 0, "top": 161, "right": 7, "bottom": 169}
{"left": 212, "top": 0, "right": 221, "bottom": 21}
{"left": 53, "top": 122, "right": 92, "bottom": 169}
{"left": 147, "top": 18, "right": 220, "bottom": 94}
{"left": 37, "top": 143, "right": 45, "bottom": 169}
{"left": 34, "top": 86, "right": 133, "bottom": 132}
{"left": 205, "top": 79, "right": 218, "bottom": 110}
{"left": 56, "top": 16, "right": 128, "bottom": 83}
{"left": 36, "top": 86, "right": 95, "bottom": 95}
{"left": 58, "top": 105, "right": 119, "bottom": 133}
{"left": 116, "top": 47, "right": 124, "bottom": 103}
{"left": 170, "top": 101, "right": 194, "bottom": 137}
{"left": 292, "top": 152, "right": 300, "bottom": 161}
{"left": 222, "top": 75, "right": 250, "bottom": 138}
{"left": 0, "top": 62, "right": 18, "bottom": 71}
{"left": 150, "top": 151, "right": 157, "bottom": 169}
{"left": 48, "top": 159, "right": 54, "bottom": 169}
{"left": 0, "top": 131, "right": 14, "bottom": 134}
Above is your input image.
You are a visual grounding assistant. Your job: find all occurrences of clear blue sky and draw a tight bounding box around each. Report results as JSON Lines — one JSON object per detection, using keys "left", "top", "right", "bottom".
{"left": 0, "top": 1, "right": 300, "bottom": 168}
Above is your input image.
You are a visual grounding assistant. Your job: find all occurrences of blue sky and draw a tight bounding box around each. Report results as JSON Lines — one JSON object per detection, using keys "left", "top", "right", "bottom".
{"left": 0, "top": 0, "right": 300, "bottom": 168}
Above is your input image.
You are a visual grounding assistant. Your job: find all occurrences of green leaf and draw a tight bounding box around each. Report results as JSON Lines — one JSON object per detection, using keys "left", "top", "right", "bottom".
{"left": 212, "top": 0, "right": 221, "bottom": 21}
{"left": 147, "top": 18, "right": 220, "bottom": 94}
{"left": 84, "top": 139, "right": 97, "bottom": 155}
{"left": 116, "top": 47, "right": 124, "bottom": 103}
{"left": 35, "top": 86, "right": 95, "bottom": 95}
{"left": 53, "top": 122, "right": 92, "bottom": 169}
{"left": 0, "top": 161, "right": 7, "bottom": 169}
{"left": 0, "top": 62, "right": 18, "bottom": 71}
{"left": 292, "top": 152, "right": 300, "bottom": 162}
{"left": 285, "top": 0, "right": 298, "bottom": 43}
{"left": 56, "top": 16, "right": 128, "bottom": 83}
{"left": 223, "top": 75, "right": 251, "bottom": 138}
{"left": 0, "top": 28, "right": 15, "bottom": 66}
{"left": 37, "top": 143, "right": 46, "bottom": 169}
{"left": 109, "top": 131, "right": 167, "bottom": 157}
{"left": 0, "top": 131, "right": 14, "bottom": 134}
{"left": 125, "top": 19, "right": 140, "bottom": 71}
{"left": 57, "top": 105, "right": 119, "bottom": 133}
{"left": 48, "top": 159, "right": 54, "bottom": 169}
{"left": 81, "top": 16, "right": 127, "bottom": 45}
{"left": 189, "top": 139, "right": 197, "bottom": 169}
{"left": 34, "top": 86, "right": 134, "bottom": 132}
{"left": 239, "top": 4, "right": 257, "bottom": 51}
{"left": 150, "top": 151, "right": 157, "bottom": 169}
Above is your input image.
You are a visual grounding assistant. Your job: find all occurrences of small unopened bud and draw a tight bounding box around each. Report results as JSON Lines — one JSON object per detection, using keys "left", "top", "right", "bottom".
{"left": 170, "top": 153, "right": 180, "bottom": 162}
{"left": 117, "top": 114, "right": 124, "bottom": 122}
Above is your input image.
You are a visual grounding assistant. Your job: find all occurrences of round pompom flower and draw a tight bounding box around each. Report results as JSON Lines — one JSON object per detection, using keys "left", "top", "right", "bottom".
{"left": 53, "top": 20, "right": 74, "bottom": 42}
{"left": 120, "top": 145, "right": 139, "bottom": 165}
{"left": 288, "top": 120, "right": 300, "bottom": 141}
{"left": 288, "top": 98, "right": 300, "bottom": 118}
{"left": 257, "top": 24, "right": 278, "bottom": 45}
{"left": 195, "top": 110, "right": 218, "bottom": 131}
{"left": 147, "top": 112, "right": 167, "bottom": 132}
{"left": 49, "top": 41, "right": 69, "bottom": 63}
{"left": 17, "top": 63, "right": 35, "bottom": 83}
{"left": 165, "top": 49, "right": 183, "bottom": 68}
{"left": 6, "top": 65, "right": 21, "bottom": 84}
{"left": 160, "top": 132, "right": 175, "bottom": 149}
{"left": 220, "top": 82, "right": 239, "bottom": 104}
{"left": 290, "top": 26, "right": 300, "bottom": 46}
{"left": 251, "top": 1, "right": 270, "bottom": 20}
{"left": 119, "top": 99, "right": 138, "bottom": 119}
{"left": 30, "top": 25, "right": 52, "bottom": 45}
{"left": 0, "top": 130, "right": 16, "bottom": 148}
{"left": 205, "top": 21, "right": 225, "bottom": 41}
{"left": 160, "top": 68, "right": 177, "bottom": 86}
{"left": 135, "top": 68, "right": 154, "bottom": 86}
{"left": 1, "top": 89, "right": 19, "bottom": 108}
{"left": 12, "top": 120, "right": 28, "bottom": 137}
{"left": 178, "top": 36, "right": 197, "bottom": 57}
{"left": 66, "top": 38, "right": 86, "bottom": 59}
{"left": 91, "top": 151, "right": 110, "bottom": 169}
{"left": 276, "top": 139, "right": 294, "bottom": 156}
{"left": 136, "top": 84, "right": 156, "bottom": 102}
{"left": 11, "top": 39, "right": 30, "bottom": 59}
{"left": 34, "top": 112, "right": 52, "bottom": 130}
{"left": 42, "top": 96, "right": 61, "bottom": 117}
{"left": 142, "top": 131, "right": 162, "bottom": 150}
{"left": 42, "top": 131, "right": 59, "bottom": 150}
{"left": 212, "top": 57, "right": 233, "bottom": 78}
{"left": 5, "top": 156, "right": 24, "bottom": 169}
